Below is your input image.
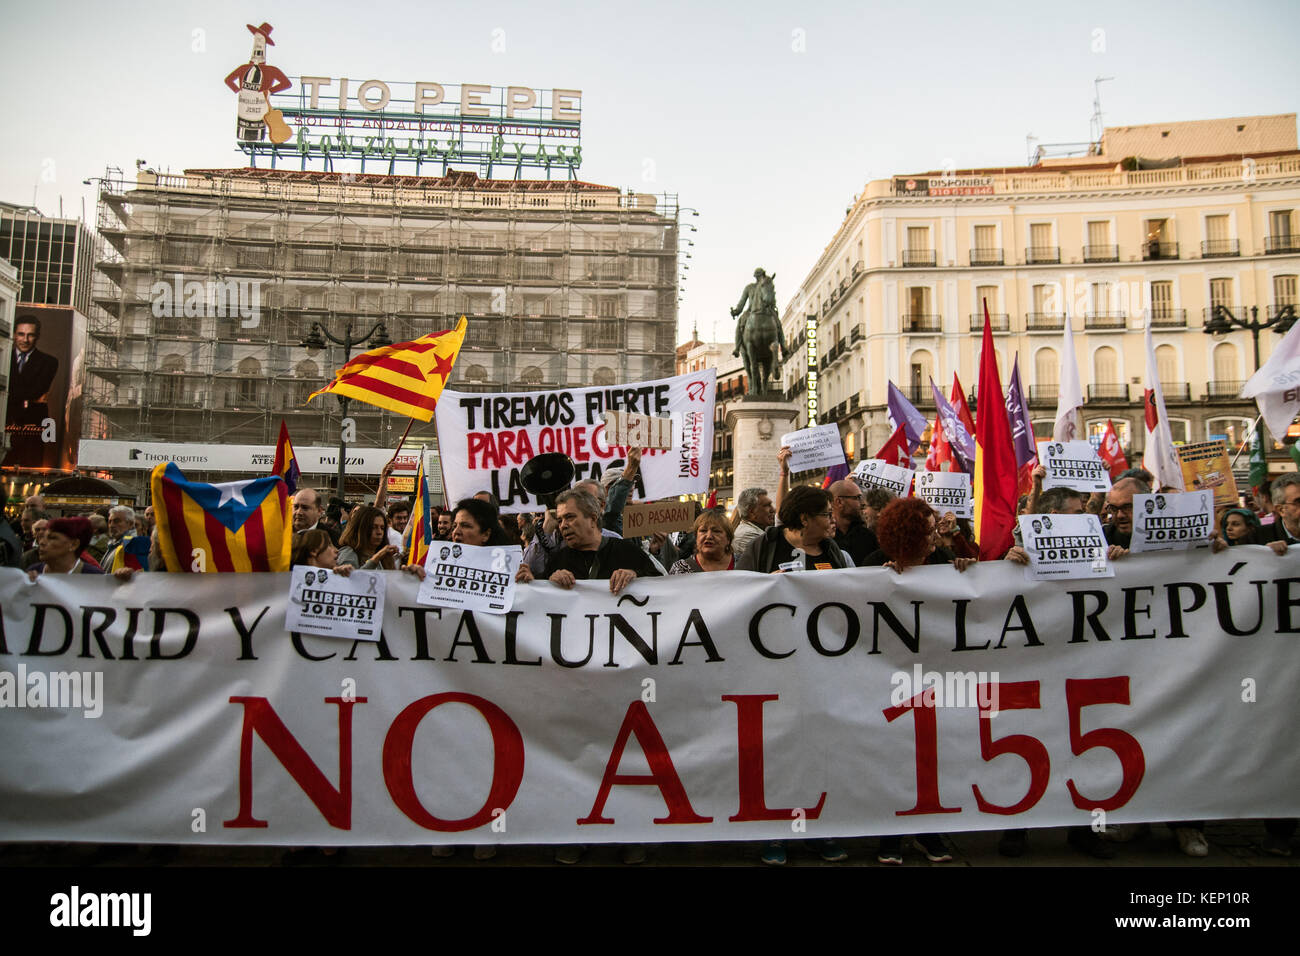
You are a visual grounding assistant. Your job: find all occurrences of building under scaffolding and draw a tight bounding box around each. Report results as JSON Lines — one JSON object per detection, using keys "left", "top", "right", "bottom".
{"left": 87, "top": 167, "right": 682, "bottom": 487}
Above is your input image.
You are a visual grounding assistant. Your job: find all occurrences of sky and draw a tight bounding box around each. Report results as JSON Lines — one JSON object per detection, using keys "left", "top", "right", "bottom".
{"left": 3, "top": 0, "right": 1298, "bottom": 345}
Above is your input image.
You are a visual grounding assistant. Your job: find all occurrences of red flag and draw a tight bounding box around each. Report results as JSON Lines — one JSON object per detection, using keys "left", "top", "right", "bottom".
{"left": 973, "top": 304, "right": 1018, "bottom": 560}
{"left": 875, "top": 422, "right": 913, "bottom": 469}
{"left": 925, "top": 408, "right": 951, "bottom": 471}
{"left": 705, "top": 489, "right": 717, "bottom": 509}
{"left": 1098, "top": 419, "right": 1128, "bottom": 478}
{"left": 950, "top": 373, "right": 976, "bottom": 437}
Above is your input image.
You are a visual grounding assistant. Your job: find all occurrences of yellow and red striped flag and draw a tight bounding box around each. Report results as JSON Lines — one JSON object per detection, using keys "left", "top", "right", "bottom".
{"left": 407, "top": 454, "right": 434, "bottom": 569}
{"left": 307, "top": 318, "right": 467, "bottom": 421}
{"left": 151, "top": 462, "right": 292, "bottom": 572}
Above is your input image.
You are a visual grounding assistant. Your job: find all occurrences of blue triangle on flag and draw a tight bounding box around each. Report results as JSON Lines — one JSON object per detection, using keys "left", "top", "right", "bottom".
{"left": 166, "top": 463, "right": 281, "bottom": 533}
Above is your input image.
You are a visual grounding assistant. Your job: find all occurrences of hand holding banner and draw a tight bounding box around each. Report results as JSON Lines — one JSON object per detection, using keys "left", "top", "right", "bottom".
{"left": 780, "top": 424, "right": 847, "bottom": 473}
{"left": 417, "top": 541, "right": 522, "bottom": 614}
{"left": 1018, "top": 513, "right": 1112, "bottom": 579}
{"left": 285, "top": 566, "right": 385, "bottom": 640}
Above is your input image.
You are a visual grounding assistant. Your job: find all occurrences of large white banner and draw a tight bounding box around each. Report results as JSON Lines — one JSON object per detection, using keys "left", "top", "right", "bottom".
{"left": 1, "top": 549, "right": 1298, "bottom": 846}
{"left": 434, "top": 371, "right": 715, "bottom": 513}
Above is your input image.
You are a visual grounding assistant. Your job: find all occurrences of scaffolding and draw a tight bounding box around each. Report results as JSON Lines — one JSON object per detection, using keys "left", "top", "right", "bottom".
{"left": 87, "top": 167, "right": 682, "bottom": 456}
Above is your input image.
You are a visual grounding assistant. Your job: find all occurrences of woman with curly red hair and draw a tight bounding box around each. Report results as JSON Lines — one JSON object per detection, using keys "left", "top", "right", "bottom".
{"left": 864, "top": 497, "right": 977, "bottom": 572}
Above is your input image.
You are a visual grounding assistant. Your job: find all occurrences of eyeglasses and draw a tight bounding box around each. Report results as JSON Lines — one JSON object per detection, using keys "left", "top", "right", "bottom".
{"left": 814, "top": 511, "right": 833, "bottom": 519}
{"left": 1107, "top": 503, "right": 1134, "bottom": 513}
{"left": 835, "top": 494, "right": 862, "bottom": 501}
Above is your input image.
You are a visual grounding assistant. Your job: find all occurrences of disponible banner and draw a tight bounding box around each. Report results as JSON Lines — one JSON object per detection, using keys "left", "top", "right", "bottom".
{"left": 2, "top": 551, "right": 1298, "bottom": 846}
{"left": 435, "top": 371, "right": 716, "bottom": 513}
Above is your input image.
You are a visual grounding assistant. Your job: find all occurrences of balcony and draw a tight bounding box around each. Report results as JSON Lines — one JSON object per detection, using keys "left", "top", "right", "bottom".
{"left": 1206, "top": 380, "right": 1243, "bottom": 399}
{"left": 1087, "top": 384, "right": 1129, "bottom": 402}
{"left": 1027, "top": 385, "right": 1057, "bottom": 406}
{"left": 1084, "top": 311, "right": 1128, "bottom": 331}
{"left": 902, "top": 249, "right": 937, "bottom": 267}
{"left": 1203, "top": 306, "right": 1245, "bottom": 325}
{"left": 902, "top": 313, "right": 942, "bottom": 333}
{"left": 1025, "top": 312, "right": 1066, "bottom": 331}
{"left": 1264, "top": 236, "right": 1300, "bottom": 254}
{"left": 1026, "top": 246, "right": 1060, "bottom": 265}
{"left": 1200, "top": 239, "right": 1240, "bottom": 258}
{"left": 1142, "top": 241, "right": 1179, "bottom": 261}
{"left": 1083, "top": 244, "right": 1119, "bottom": 263}
{"left": 1267, "top": 305, "right": 1299, "bottom": 331}
{"left": 1160, "top": 382, "right": 1191, "bottom": 402}
{"left": 970, "top": 248, "right": 1004, "bottom": 266}
{"left": 850, "top": 326, "right": 864, "bottom": 343}
{"left": 902, "top": 385, "right": 936, "bottom": 409}
{"left": 1148, "top": 308, "right": 1187, "bottom": 329}
{"left": 849, "top": 393, "right": 860, "bottom": 413}
{"left": 970, "top": 312, "right": 1010, "bottom": 333}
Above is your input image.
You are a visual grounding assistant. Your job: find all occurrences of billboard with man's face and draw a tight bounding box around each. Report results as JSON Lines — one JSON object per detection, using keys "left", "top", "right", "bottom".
{"left": 3, "top": 305, "right": 85, "bottom": 473}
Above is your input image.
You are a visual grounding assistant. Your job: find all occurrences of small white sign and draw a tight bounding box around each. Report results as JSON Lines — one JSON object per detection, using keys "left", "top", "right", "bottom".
{"left": 915, "top": 470, "right": 973, "bottom": 519}
{"left": 780, "top": 424, "right": 846, "bottom": 473}
{"left": 603, "top": 410, "right": 674, "bottom": 451}
{"left": 285, "top": 567, "right": 386, "bottom": 641}
{"left": 851, "top": 459, "right": 915, "bottom": 498}
{"left": 1038, "top": 440, "right": 1112, "bottom": 493}
{"left": 417, "top": 541, "right": 523, "bottom": 615}
{"left": 1130, "top": 491, "right": 1215, "bottom": 554}
{"left": 1019, "top": 513, "right": 1113, "bottom": 580}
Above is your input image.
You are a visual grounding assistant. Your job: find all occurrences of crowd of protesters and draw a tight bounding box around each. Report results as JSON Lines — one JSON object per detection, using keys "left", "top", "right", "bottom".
{"left": 4, "top": 442, "right": 1297, "bottom": 867}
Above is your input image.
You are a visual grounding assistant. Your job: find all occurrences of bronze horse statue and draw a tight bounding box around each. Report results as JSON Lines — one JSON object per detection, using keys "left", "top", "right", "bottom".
{"left": 731, "top": 268, "right": 789, "bottom": 397}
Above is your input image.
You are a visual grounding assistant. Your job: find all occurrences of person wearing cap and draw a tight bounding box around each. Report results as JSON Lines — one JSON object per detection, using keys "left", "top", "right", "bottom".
{"left": 26, "top": 517, "right": 105, "bottom": 577}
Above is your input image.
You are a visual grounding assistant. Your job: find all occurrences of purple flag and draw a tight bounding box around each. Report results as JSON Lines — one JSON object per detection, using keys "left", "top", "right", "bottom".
{"left": 1005, "top": 356, "right": 1037, "bottom": 469}
{"left": 930, "top": 377, "right": 975, "bottom": 473}
{"left": 887, "top": 381, "right": 929, "bottom": 447}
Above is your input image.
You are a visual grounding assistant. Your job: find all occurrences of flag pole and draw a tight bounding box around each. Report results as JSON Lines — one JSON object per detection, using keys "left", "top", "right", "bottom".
{"left": 388, "top": 417, "right": 417, "bottom": 466}
{"left": 1229, "top": 414, "right": 1264, "bottom": 467}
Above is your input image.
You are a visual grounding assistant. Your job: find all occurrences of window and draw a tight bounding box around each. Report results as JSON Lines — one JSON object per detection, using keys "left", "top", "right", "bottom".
{"left": 237, "top": 356, "right": 261, "bottom": 405}
{"left": 1269, "top": 209, "right": 1293, "bottom": 240}
{"left": 907, "top": 287, "right": 929, "bottom": 315}
{"left": 158, "top": 355, "right": 186, "bottom": 404}
{"left": 1150, "top": 280, "right": 1174, "bottom": 314}
{"left": 1155, "top": 344, "right": 1178, "bottom": 385}
{"left": 1209, "top": 278, "right": 1233, "bottom": 309}
{"left": 1035, "top": 348, "right": 1059, "bottom": 387}
{"left": 1088, "top": 419, "right": 1130, "bottom": 449}
{"left": 1145, "top": 217, "right": 1172, "bottom": 243}
{"left": 1087, "top": 221, "right": 1110, "bottom": 246}
{"left": 1091, "top": 282, "right": 1112, "bottom": 312}
{"left": 1032, "top": 284, "right": 1052, "bottom": 312}
{"left": 593, "top": 366, "right": 616, "bottom": 387}
{"left": 1205, "top": 214, "right": 1229, "bottom": 243}
{"left": 974, "top": 225, "right": 996, "bottom": 251}
{"left": 1213, "top": 342, "right": 1239, "bottom": 383}
{"left": 1206, "top": 417, "right": 1253, "bottom": 445}
{"left": 907, "top": 227, "right": 930, "bottom": 253}
{"left": 975, "top": 284, "right": 997, "bottom": 311}
{"left": 910, "top": 350, "right": 934, "bottom": 390}
{"left": 1029, "top": 223, "right": 1052, "bottom": 248}
{"left": 519, "top": 365, "right": 543, "bottom": 386}
{"left": 1275, "top": 274, "right": 1297, "bottom": 306}
{"left": 1167, "top": 419, "right": 1190, "bottom": 444}
{"left": 1094, "top": 346, "right": 1118, "bottom": 384}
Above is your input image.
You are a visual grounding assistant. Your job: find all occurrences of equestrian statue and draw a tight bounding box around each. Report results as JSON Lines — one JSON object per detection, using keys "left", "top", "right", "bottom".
{"left": 731, "top": 267, "right": 789, "bottom": 397}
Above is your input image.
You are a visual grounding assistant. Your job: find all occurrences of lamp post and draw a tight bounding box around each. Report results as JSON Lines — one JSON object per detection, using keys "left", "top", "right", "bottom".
{"left": 1203, "top": 304, "right": 1297, "bottom": 373}
{"left": 301, "top": 319, "right": 392, "bottom": 498}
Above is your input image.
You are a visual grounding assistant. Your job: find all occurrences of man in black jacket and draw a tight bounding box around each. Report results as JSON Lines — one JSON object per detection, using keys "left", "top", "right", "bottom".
{"left": 514, "top": 488, "right": 659, "bottom": 594}
{"left": 6, "top": 316, "right": 60, "bottom": 468}
{"left": 829, "top": 478, "right": 877, "bottom": 565}
{"left": 1255, "top": 473, "right": 1300, "bottom": 553}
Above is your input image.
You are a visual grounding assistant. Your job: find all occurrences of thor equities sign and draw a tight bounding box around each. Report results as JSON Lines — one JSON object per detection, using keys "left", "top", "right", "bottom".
{"left": 2, "top": 551, "right": 1297, "bottom": 845}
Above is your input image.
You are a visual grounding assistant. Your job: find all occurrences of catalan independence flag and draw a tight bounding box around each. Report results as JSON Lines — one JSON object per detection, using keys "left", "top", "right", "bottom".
{"left": 109, "top": 534, "right": 152, "bottom": 573}
{"left": 151, "top": 463, "right": 292, "bottom": 572}
{"left": 408, "top": 455, "right": 434, "bottom": 569}
{"left": 307, "top": 317, "right": 468, "bottom": 421}
{"left": 271, "top": 420, "right": 300, "bottom": 495}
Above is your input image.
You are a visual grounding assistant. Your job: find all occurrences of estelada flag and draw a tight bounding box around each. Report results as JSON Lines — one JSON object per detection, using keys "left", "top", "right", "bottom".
{"left": 875, "top": 422, "right": 914, "bottom": 470}
{"left": 1098, "top": 419, "right": 1128, "bottom": 478}
{"left": 271, "top": 420, "right": 300, "bottom": 495}
{"left": 407, "top": 455, "right": 434, "bottom": 569}
{"left": 109, "top": 534, "right": 152, "bottom": 572}
{"left": 973, "top": 303, "right": 1018, "bottom": 560}
{"left": 151, "top": 462, "right": 292, "bottom": 572}
{"left": 307, "top": 318, "right": 468, "bottom": 421}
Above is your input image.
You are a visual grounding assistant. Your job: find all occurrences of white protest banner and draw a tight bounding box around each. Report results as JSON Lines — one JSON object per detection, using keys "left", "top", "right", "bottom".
{"left": 780, "top": 424, "right": 846, "bottom": 473}
{"left": 4, "top": 556, "right": 1298, "bottom": 845}
{"left": 621, "top": 500, "right": 697, "bottom": 537}
{"left": 1038, "top": 440, "right": 1112, "bottom": 493}
{"left": 1130, "top": 491, "right": 1214, "bottom": 554}
{"left": 2, "top": 558, "right": 1299, "bottom": 845}
{"left": 1018, "top": 513, "right": 1112, "bottom": 579}
{"left": 436, "top": 370, "right": 715, "bottom": 514}
{"left": 417, "top": 542, "right": 522, "bottom": 615}
{"left": 852, "top": 459, "right": 915, "bottom": 497}
{"left": 602, "top": 410, "right": 674, "bottom": 451}
{"left": 914, "top": 470, "right": 972, "bottom": 519}
{"left": 285, "top": 567, "right": 385, "bottom": 641}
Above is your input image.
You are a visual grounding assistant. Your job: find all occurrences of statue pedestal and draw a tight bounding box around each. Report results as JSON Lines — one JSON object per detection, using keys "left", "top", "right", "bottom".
{"left": 725, "top": 398, "right": 800, "bottom": 500}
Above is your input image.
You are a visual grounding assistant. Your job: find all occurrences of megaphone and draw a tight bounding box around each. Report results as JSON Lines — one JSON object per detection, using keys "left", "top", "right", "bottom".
{"left": 519, "top": 453, "right": 575, "bottom": 509}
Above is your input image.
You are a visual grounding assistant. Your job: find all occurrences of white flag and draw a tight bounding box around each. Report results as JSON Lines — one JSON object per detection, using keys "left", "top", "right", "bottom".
{"left": 1053, "top": 316, "right": 1084, "bottom": 442}
{"left": 1240, "top": 319, "right": 1300, "bottom": 440}
{"left": 1142, "top": 323, "right": 1185, "bottom": 491}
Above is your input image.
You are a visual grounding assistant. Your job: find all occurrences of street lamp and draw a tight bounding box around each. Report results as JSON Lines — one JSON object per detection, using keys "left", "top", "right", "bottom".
{"left": 301, "top": 319, "right": 393, "bottom": 498}
{"left": 1203, "top": 304, "right": 1297, "bottom": 372}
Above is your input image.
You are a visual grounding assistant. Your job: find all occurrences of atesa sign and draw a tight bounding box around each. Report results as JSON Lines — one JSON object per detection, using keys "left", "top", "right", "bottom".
{"left": 251, "top": 77, "right": 583, "bottom": 179}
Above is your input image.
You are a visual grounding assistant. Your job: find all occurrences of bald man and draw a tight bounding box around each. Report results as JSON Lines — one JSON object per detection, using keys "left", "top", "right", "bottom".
{"left": 830, "top": 479, "right": 877, "bottom": 566}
